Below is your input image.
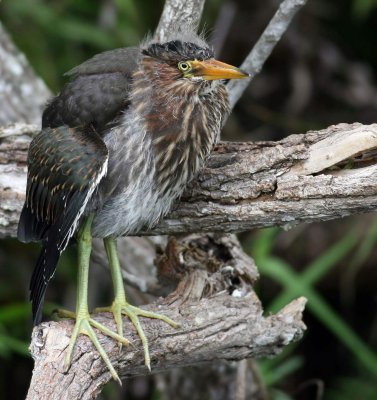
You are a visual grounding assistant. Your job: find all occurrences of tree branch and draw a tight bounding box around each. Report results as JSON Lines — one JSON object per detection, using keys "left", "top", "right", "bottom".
{"left": 27, "top": 298, "right": 306, "bottom": 400}
{"left": 155, "top": 0, "right": 205, "bottom": 42}
{"left": 26, "top": 234, "right": 306, "bottom": 400}
{"left": 2, "top": 122, "right": 377, "bottom": 238}
{"left": 227, "top": 0, "right": 308, "bottom": 109}
{"left": 0, "top": 1, "right": 313, "bottom": 398}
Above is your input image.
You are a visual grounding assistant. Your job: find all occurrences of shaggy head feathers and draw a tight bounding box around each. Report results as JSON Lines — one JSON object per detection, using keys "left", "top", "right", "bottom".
{"left": 141, "top": 26, "right": 213, "bottom": 63}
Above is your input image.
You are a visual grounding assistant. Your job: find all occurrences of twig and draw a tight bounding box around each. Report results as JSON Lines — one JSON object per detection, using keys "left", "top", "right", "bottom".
{"left": 227, "top": 0, "right": 308, "bottom": 109}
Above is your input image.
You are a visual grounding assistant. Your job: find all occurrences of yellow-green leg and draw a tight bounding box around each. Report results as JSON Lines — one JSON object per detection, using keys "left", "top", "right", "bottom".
{"left": 59, "top": 215, "right": 129, "bottom": 384}
{"left": 95, "top": 237, "right": 179, "bottom": 371}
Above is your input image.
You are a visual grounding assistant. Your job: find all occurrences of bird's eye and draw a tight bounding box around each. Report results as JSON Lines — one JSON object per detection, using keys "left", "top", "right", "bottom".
{"left": 178, "top": 61, "right": 192, "bottom": 73}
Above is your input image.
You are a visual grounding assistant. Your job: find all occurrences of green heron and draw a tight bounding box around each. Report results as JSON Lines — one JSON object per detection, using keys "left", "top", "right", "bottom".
{"left": 18, "top": 30, "right": 248, "bottom": 382}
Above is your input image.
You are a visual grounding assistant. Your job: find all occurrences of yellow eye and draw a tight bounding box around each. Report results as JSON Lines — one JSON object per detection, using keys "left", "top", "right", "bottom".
{"left": 178, "top": 61, "right": 192, "bottom": 73}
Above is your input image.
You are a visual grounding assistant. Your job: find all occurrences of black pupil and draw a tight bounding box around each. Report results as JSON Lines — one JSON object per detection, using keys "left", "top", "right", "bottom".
{"left": 181, "top": 63, "right": 188, "bottom": 70}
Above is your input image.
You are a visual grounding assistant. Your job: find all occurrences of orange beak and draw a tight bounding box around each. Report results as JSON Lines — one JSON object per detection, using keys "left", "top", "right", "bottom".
{"left": 190, "top": 59, "right": 249, "bottom": 80}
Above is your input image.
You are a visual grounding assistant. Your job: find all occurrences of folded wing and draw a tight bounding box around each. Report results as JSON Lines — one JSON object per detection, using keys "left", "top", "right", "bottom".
{"left": 18, "top": 125, "right": 108, "bottom": 324}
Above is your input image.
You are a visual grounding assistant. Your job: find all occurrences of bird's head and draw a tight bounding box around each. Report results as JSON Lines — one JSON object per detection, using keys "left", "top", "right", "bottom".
{"left": 141, "top": 36, "right": 249, "bottom": 86}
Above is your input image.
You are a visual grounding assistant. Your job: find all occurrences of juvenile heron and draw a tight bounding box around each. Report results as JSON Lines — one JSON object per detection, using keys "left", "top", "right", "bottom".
{"left": 18, "top": 29, "right": 248, "bottom": 382}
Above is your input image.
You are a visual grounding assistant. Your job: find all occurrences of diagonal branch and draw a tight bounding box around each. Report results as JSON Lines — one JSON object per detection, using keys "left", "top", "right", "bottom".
{"left": 27, "top": 297, "right": 306, "bottom": 400}
{"left": 0, "top": 22, "right": 51, "bottom": 125}
{"left": 26, "top": 234, "right": 306, "bottom": 400}
{"left": 227, "top": 0, "right": 308, "bottom": 109}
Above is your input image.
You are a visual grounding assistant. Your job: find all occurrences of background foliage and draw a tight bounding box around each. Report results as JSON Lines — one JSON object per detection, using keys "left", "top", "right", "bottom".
{"left": 1, "top": 0, "right": 377, "bottom": 399}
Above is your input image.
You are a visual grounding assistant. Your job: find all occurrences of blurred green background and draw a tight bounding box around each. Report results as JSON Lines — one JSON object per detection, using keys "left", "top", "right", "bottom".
{"left": 1, "top": 0, "right": 377, "bottom": 399}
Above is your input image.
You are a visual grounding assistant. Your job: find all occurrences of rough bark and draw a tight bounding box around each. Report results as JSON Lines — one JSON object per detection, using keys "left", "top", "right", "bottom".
{"left": 155, "top": 0, "right": 205, "bottom": 42}
{"left": 26, "top": 234, "right": 306, "bottom": 400}
{"left": 27, "top": 298, "right": 306, "bottom": 400}
{"left": 2, "top": 122, "right": 377, "bottom": 238}
{"left": 27, "top": 298, "right": 305, "bottom": 400}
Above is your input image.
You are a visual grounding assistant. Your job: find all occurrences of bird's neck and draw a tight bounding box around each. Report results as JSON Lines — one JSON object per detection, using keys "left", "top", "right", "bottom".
{"left": 130, "top": 56, "right": 229, "bottom": 193}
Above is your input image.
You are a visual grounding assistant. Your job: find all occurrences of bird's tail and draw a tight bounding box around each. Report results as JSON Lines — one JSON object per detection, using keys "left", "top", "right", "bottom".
{"left": 30, "top": 240, "right": 61, "bottom": 325}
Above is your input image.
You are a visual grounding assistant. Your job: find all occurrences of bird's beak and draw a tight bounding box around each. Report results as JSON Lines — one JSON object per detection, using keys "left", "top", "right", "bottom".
{"left": 191, "top": 59, "right": 249, "bottom": 80}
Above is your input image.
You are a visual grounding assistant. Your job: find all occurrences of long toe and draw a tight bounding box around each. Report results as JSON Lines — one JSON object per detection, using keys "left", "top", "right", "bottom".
{"left": 64, "top": 314, "right": 130, "bottom": 384}
{"left": 94, "top": 301, "right": 179, "bottom": 371}
{"left": 120, "top": 303, "right": 180, "bottom": 371}
{"left": 94, "top": 303, "right": 125, "bottom": 347}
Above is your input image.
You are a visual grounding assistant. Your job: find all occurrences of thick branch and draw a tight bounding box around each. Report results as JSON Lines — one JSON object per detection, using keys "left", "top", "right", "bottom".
{"left": 2, "top": 122, "right": 377, "bottom": 237}
{"left": 227, "top": 0, "right": 308, "bottom": 109}
{"left": 26, "top": 234, "right": 306, "bottom": 400}
{"left": 27, "top": 298, "right": 306, "bottom": 400}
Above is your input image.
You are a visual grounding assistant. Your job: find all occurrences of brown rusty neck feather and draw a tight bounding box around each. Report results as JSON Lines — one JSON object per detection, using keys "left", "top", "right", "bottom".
{"left": 130, "top": 56, "right": 229, "bottom": 194}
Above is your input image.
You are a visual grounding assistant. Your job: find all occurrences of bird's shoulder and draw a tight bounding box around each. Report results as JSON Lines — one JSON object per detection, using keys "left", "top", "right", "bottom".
{"left": 65, "top": 46, "right": 140, "bottom": 76}
{"left": 42, "top": 47, "right": 140, "bottom": 132}
{"left": 18, "top": 125, "right": 108, "bottom": 244}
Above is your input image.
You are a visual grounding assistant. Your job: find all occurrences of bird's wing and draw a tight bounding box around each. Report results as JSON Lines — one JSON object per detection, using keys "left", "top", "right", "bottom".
{"left": 18, "top": 125, "right": 108, "bottom": 324}
{"left": 19, "top": 46, "right": 139, "bottom": 324}
{"left": 42, "top": 47, "right": 140, "bottom": 131}
{"left": 65, "top": 47, "right": 139, "bottom": 76}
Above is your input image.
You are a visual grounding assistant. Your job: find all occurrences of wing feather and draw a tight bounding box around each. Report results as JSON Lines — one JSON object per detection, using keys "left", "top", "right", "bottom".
{"left": 42, "top": 47, "right": 139, "bottom": 131}
{"left": 19, "top": 47, "right": 139, "bottom": 324}
{"left": 18, "top": 125, "right": 108, "bottom": 324}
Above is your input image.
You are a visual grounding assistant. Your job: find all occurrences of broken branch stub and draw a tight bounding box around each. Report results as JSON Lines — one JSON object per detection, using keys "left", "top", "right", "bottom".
{"left": 27, "top": 234, "right": 306, "bottom": 400}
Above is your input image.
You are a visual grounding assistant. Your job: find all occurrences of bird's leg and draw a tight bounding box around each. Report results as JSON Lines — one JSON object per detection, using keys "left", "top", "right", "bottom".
{"left": 59, "top": 215, "right": 129, "bottom": 384}
{"left": 94, "top": 237, "right": 179, "bottom": 370}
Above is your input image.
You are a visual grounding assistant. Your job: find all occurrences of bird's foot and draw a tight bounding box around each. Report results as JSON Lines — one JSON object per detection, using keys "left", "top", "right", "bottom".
{"left": 57, "top": 308, "right": 130, "bottom": 384}
{"left": 94, "top": 300, "right": 179, "bottom": 370}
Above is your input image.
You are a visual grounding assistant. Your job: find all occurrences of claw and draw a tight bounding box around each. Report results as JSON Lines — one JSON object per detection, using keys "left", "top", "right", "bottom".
{"left": 62, "top": 310, "right": 130, "bottom": 384}
{"left": 94, "top": 301, "right": 179, "bottom": 370}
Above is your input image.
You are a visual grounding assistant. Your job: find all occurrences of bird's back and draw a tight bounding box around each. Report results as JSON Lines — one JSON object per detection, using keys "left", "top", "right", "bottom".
{"left": 42, "top": 47, "right": 139, "bottom": 132}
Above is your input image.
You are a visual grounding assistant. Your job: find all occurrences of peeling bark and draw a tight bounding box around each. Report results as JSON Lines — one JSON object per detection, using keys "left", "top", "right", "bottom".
{"left": 2, "top": 122, "right": 377, "bottom": 237}
{"left": 26, "top": 234, "right": 306, "bottom": 400}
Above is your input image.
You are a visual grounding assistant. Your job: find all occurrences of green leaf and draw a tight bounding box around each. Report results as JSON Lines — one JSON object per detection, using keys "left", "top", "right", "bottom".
{"left": 0, "top": 303, "right": 31, "bottom": 324}
{"left": 0, "top": 331, "right": 30, "bottom": 358}
{"left": 260, "top": 356, "right": 304, "bottom": 386}
{"left": 260, "top": 257, "right": 377, "bottom": 375}
{"left": 352, "top": 0, "right": 377, "bottom": 18}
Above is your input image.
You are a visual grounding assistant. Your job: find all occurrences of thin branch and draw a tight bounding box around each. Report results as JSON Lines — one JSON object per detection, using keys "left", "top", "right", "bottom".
{"left": 227, "top": 0, "right": 308, "bottom": 109}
